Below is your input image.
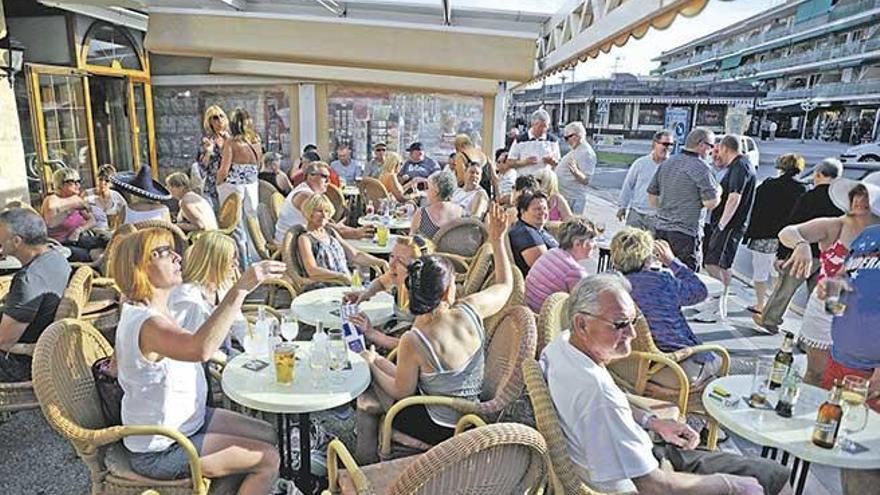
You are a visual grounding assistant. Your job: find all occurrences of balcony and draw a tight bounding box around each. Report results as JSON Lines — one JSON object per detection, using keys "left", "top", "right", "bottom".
{"left": 765, "top": 79, "right": 880, "bottom": 101}
{"left": 728, "top": 37, "right": 880, "bottom": 78}
{"left": 660, "top": 0, "right": 880, "bottom": 74}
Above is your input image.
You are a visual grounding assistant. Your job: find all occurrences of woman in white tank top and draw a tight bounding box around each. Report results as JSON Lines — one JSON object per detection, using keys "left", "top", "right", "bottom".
{"left": 110, "top": 226, "right": 287, "bottom": 493}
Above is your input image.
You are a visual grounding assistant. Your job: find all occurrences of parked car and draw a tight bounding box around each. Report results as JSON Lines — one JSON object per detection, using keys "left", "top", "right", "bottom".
{"left": 840, "top": 141, "right": 880, "bottom": 165}
{"left": 715, "top": 135, "right": 760, "bottom": 170}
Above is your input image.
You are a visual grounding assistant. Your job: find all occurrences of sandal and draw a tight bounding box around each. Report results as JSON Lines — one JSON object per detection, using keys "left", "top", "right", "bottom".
{"left": 746, "top": 305, "right": 763, "bottom": 315}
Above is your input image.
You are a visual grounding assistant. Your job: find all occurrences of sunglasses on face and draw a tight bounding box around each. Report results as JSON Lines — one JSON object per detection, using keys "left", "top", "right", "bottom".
{"left": 656, "top": 141, "right": 675, "bottom": 148}
{"left": 564, "top": 134, "right": 576, "bottom": 140}
{"left": 150, "top": 245, "right": 176, "bottom": 260}
{"left": 310, "top": 173, "right": 330, "bottom": 179}
{"left": 64, "top": 179, "right": 82, "bottom": 185}
{"left": 579, "top": 310, "right": 643, "bottom": 331}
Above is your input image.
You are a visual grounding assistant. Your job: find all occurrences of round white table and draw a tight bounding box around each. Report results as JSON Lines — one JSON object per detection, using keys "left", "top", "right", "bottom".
{"left": 702, "top": 375, "right": 880, "bottom": 494}
{"left": 346, "top": 235, "right": 399, "bottom": 255}
{"left": 0, "top": 256, "right": 22, "bottom": 273}
{"left": 357, "top": 215, "right": 412, "bottom": 231}
{"left": 222, "top": 344, "right": 371, "bottom": 491}
{"left": 289, "top": 286, "right": 395, "bottom": 330}
{"left": 341, "top": 185, "right": 360, "bottom": 197}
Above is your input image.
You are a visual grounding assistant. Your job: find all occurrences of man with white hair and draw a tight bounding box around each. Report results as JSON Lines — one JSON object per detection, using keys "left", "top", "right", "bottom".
{"left": 540, "top": 273, "right": 790, "bottom": 495}
{"left": 557, "top": 121, "right": 597, "bottom": 215}
{"left": 507, "top": 109, "right": 561, "bottom": 177}
{"left": 647, "top": 127, "right": 721, "bottom": 270}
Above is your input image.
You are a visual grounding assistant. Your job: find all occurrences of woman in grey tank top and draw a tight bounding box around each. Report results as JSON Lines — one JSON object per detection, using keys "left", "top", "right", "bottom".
{"left": 359, "top": 204, "right": 515, "bottom": 446}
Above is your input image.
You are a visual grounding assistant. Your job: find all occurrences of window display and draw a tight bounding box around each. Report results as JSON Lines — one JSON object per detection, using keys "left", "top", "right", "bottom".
{"left": 327, "top": 86, "right": 483, "bottom": 163}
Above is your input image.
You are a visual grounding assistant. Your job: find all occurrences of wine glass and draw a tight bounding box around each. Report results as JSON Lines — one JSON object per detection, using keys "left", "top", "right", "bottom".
{"left": 280, "top": 312, "right": 299, "bottom": 342}
{"left": 839, "top": 375, "right": 870, "bottom": 452}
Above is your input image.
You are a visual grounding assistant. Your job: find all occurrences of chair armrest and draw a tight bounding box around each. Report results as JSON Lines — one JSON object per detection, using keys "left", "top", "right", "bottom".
{"left": 241, "top": 304, "right": 283, "bottom": 322}
{"left": 667, "top": 345, "right": 731, "bottom": 375}
{"left": 380, "top": 395, "right": 478, "bottom": 457}
{"left": 618, "top": 350, "right": 690, "bottom": 419}
{"left": 436, "top": 253, "right": 470, "bottom": 273}
{"left": 325, "top": 439, "right": 374, "bottom": 495}
{"left": 92, "top": 277, "right": 119, "bottom": 289}
{"left": 8, "top": 343, "right": 35, "bottom": 357}
{"left": 103, "top": 425, "right": 208, "bottom": 494}
{"left": 626, "top": 394, "right": 681, "bottom": 422}
{"left": 453, "top": 414, "right": 486, "bottom": 435}
{"left": 386, "top": 347, "right": 398, "bottom": 363}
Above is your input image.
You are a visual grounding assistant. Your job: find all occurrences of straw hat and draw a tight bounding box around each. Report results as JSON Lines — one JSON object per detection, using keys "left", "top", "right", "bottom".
{"left": 828, "top": 171, "right": 880, "bottom": 215}
{"left": 110, "top": 164, "right": 172, "bottom": 201}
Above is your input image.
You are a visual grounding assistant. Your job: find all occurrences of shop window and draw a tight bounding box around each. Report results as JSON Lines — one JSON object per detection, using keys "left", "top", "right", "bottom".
{"left": 638, "top": 104, "right": 666, "bottom": 126}
{"left": 326, "top": 86, "right": 483, "bottom": 163}
{"left": 696, "top": 105, "right": 726, "bottom": 127}
{"left": 84, "top": 23, "right": 142, "bottom": 71}
{"left": 608, "top": 103, "right": 626, "bottom": 126}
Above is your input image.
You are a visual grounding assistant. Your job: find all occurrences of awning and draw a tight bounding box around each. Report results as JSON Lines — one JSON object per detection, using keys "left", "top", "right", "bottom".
{"left": 720, "top": 54, "right": 743, "bottom": 71}
{"left": 794, "top": 0, "right": 833, "bottom": 24}
{"left": 145, "top": 9, "right": 536, "bottom": 82}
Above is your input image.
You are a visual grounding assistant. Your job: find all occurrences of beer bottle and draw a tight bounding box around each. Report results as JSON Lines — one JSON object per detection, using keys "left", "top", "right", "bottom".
{"left": 769, "top": 332, "right": 794, "bottom": 390}
{"left": 774, "top": 368, "right": 800, "bottom": 418}
{"left": 812, "top": 380, "right": 843, "bottom": 449}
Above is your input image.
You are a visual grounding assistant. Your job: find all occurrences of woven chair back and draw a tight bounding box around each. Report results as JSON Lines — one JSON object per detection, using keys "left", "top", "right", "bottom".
{"left": 544, "top": 221, "right": 563, "bottom": 241}
{"left": 256, "top": 202, "right": 276, "bottom": 243}
{"left": 258, "top": 179, "right": 278, "bottom": 206}
{"left": 358, "top": 177, "right": 390, "bottom": 205}
{"left": 389, "top": 423, "right": 549, "bottom": 495}
{"left": 32, "top": 319, "right": 114, "bottom": 437}
{"left": 523, "top": 359, "right": 601, "bottom": 495}
{"left": 325, "top": 184, "right": 347, "bottom": 223}
{"left": 460, "top": 243, "right": 493, "bottom": 297}
{"left": 484, "top": 264, "right": 524, "bottom": 339}
{"left": 433, "top": 218, "right": 488, "bottom": 259}
{"left": 537, "top": 292, "right": 570, "bottom": 356}
{"left": 245, "top": 217, "right": 272, "bottom": 261}
{"left": 0, "top": 275, "right": 12, "bottom": 303}
{"left": 55, "top": 266, "right": 93, "bottom": 320}
{"left": 633, "top": 316, "right": 662, "bottom": 354}
{"left": 479, "top": 305, "right": 536, "bottom": 418}
{"left": 269, "top": 192, "right": 285, "bottom": 221}
{"left": 131, "top": 220, "right": 188, "bottom": 255}
{"left": 217, "top": 192, "right": 242, "bottom": 232}
{"left": 281, "top": 226, "right": 310, "bottom": 293}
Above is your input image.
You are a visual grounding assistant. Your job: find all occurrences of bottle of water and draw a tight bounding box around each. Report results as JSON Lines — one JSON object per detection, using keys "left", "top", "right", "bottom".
{"left": 309, "top": 321, "right": 329, "bottom": 387}
{"left": 253, "top": 306, "right": 272, "bottom": 357}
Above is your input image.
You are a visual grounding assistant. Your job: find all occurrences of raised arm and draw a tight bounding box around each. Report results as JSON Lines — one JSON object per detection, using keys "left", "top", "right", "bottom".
{"left": 140, "top": 261, "right": 286, "bottom": 362}
{"left": 462, "top": 203, "right": 513, "bottom": 318}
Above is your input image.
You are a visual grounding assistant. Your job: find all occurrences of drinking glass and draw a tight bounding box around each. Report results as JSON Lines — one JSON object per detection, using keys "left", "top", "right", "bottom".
{"left": 308, "top": 343, "right": 328, "bottom": 388}
{"left": 327, "top": 328, "right": 348, "bottom": 385}
{"left": 824, "top": 276, "right": 849, "bottom": 316}
{"left": 273, "top": 343, "right": 297, "bottom": 384}
{"left": 377, "top": 225, "right": 389, "bottom": 247}
{"left": 280, "top": 313, "right": 299, "bottom": 342}
{"left": 749, "top": 358, "right": 772, "bottom": 408}
{"left": 839, "top": 375, "right": 870, "bottom": 452}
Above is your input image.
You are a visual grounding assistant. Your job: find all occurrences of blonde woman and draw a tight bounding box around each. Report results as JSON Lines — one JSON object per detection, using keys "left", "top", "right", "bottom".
{"left": 345, "top": 235, "right": 434, "bottom": 350}
{"left": 41, "top": 168, "right": 105, "bottom": 262}
{"left": 379, "top": 152, "right": 414, "bottom": 203}
{"left": 110, "top": 227, "right": 286, "bottom": 492}
{"left": 197, "top": 105, "right": 229, "bottom": 210}
{"left": 450, "top": 133, "right": 487, "bottom": 187}
{"left": 535, "top": 167, "right": 574, "bottom": 222}
{"left": 452, "top": 162, "right": 490, "bottom": 219}
{"left": 168, "top": 232, "right": 247, "bottom": 353}
{"left": 297, "top": 194, "right": 389, "bottom": 284}
{"left": 165, "top": 173, "right": 218, "bottom": 233}
{"left": 219, "top": 107, "right": 262, "bottom": 268}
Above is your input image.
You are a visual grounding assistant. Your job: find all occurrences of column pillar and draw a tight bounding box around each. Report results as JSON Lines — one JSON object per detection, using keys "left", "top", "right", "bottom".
{"left": 298, "top": 84, "right": 317, "bottom": 151}
{"left": 492, "top": 81, "right": 508, "bottom": 153}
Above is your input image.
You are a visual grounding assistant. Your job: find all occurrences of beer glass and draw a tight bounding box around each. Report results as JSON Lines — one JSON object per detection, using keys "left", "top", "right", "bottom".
{"left": 377, "top": 224, "right": 389, "bottom": 247}
{"left": 749, "top": 358, "right": 772, "bottom": 408}
{"left": 839, "top": 375, "right": 870, "bottom": 452}
{"left": 273, "top": 343, "right": 297, "bottom": 384}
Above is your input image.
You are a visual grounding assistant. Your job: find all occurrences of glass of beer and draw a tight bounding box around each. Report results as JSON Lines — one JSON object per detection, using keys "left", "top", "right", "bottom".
{"left": 273, "top": 343, "right": 297, "bottom": 384}
{"left": 377, "top": 224, "right": 390, "bottom": 247}
{"left": 824, "top": 276, "right": 848, "bottom": 316}
{"left": 749, "top": 358, "right": 772, "bottom": 408}
{"left": 839, "top": 375, "right": 870, "bottom": 452}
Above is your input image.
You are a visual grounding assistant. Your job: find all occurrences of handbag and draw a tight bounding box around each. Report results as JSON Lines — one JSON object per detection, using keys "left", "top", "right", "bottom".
{"left": 91, "top": 356, "right": 124, "bottom": 426}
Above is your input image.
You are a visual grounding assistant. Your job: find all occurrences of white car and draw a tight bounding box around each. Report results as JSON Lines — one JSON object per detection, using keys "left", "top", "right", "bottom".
{"left": 840, "top": 142, "right": 880, "bottom": 165}
{"left": 715, "top": 135, "right": 760, "bottom": 170}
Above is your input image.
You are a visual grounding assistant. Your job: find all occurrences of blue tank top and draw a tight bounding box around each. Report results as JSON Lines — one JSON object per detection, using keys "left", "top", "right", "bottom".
{"left": 831, "top": 225, "right": 880, "bottom": 370}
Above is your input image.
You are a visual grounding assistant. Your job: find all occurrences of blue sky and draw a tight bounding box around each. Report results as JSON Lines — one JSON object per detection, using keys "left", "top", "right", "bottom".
{"left": 544, "top": 0, "right": 787, "bottom": 83}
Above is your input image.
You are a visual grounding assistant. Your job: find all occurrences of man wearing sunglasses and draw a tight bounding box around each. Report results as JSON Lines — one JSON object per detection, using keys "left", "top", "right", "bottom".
{"left": 541, "top": 274, "right": 789, "bottom": 495}
{"left": 647, "top": 128, "right": 721, "bottom": 270}
{"left": 617, "top": 130, "right": 675, "bottom": 232}
{"left": 557, "top": 122, "right": 596, "bottom": 216}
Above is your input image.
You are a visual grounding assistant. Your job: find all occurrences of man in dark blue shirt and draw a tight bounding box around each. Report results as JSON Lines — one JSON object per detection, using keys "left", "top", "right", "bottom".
{"left": 702, "top": 135, "right": 756, "bottom": 321}
{"left": 399, "top": 142, "right": 440, "bottom": 190}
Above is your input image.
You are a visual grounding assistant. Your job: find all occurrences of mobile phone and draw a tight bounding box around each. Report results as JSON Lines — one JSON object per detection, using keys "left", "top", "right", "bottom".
{"left": 243, "top": 359, "right": 269, "bottom": 372}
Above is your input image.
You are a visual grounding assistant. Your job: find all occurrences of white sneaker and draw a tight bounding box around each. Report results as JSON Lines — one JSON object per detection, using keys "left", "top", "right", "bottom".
{"left": 272, "top": 479, "right": 303, "bottom": 495}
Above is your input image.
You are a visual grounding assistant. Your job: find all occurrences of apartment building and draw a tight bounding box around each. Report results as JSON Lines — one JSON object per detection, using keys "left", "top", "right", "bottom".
{"left": 654, "top": 0, "right": 880, "bottom": 145}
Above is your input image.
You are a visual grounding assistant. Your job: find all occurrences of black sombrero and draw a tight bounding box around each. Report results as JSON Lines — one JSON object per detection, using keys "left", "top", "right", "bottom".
{"left": 110, "top": 164, "right": 172, "bottom": 201}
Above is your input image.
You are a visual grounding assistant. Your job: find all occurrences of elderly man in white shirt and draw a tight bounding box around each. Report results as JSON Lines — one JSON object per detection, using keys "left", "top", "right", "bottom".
{"left": 558, "top": 121, "right": 597, "bottom": 215}
{"left": 507, "top": 109, "right": 560, "bottom": 177}
{"left": 617, "top": 130, "right": 675, "bottom": 232}
{"left": 540, "top": 273, "right": 791, "bottom": 495}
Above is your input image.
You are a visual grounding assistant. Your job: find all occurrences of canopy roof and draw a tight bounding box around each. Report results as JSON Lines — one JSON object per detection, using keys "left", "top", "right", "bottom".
{"left": 38, "top": 0, "right": 716, "bottom": 91}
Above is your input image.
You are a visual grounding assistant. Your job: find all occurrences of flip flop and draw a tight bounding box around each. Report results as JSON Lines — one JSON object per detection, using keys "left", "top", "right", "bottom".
{"left": 746, "top": 305, "right": 763, "bottom": 315}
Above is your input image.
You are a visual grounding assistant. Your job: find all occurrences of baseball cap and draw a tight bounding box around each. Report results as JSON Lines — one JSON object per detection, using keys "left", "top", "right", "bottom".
{"left": 373, "top": 142, "right": 387, "bottom": 150}
{"left": 407, "top": 142, "right": 423, "bottom": 152}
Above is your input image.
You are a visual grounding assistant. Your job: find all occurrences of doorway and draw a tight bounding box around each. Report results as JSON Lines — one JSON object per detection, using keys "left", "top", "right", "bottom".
{"left": 89, "top": 76, "right": 134, "bottom": 172}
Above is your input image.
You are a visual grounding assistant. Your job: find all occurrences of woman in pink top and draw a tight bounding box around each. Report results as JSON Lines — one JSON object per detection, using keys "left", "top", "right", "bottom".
{"left": 525, "top": 216, "right": 598, "bottom": 312}
{"left": 535, "top": 168, "right": 574, "bottom": 222}
{"left": 41, "top": 168, "right": 107, "bottom": 262}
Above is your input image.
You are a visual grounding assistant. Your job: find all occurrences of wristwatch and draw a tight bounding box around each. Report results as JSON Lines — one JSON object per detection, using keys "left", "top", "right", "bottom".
{"left": 637, "top": 413, "right": 657, "bottom": 430}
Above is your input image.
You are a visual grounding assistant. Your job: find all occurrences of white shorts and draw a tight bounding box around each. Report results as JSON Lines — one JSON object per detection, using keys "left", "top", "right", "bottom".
{"left": 750, "top": 249, "right": 777, "bottom": 283}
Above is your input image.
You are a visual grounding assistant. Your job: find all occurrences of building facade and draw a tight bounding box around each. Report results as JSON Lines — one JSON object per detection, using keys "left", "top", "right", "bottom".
{"left": 654, "top": 0, "right": 880, "bottom": 145}
{"left": 509, "top": 74, "right": 762, "bottom": 141}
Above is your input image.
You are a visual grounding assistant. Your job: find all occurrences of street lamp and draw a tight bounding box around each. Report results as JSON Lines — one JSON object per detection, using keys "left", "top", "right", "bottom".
{"left": 559, "top": 74, "right": 567, "bottom": 130}
{"left": 0, "top": 35, "right": 24, "bottom": 88}
{"left": 800, "top": 98, "right": 817, "bottom": 143}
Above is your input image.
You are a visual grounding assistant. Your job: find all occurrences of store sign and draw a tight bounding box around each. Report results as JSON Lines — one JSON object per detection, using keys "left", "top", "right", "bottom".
{"left": 664, "top": 107, "right": 691, "bottom": 154}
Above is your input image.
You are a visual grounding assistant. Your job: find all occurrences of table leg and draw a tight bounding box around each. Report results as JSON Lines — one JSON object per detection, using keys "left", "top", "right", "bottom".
{"left": 794, "top": 460, "right": 811, "bottom": 495}
{"left": 294, "top": 412, "right": 318, "bottom": 495}
{"left": 761, "top": 446, "right": 771, "bottom": 458}
{"left": 789, "top": 457, "right": 800, "bottom": 486}
{"left": 780, "top": 451, "right": 790, "bottom": 466}
{"left": 277, "top": 414, "right": 294, "bottom": 479}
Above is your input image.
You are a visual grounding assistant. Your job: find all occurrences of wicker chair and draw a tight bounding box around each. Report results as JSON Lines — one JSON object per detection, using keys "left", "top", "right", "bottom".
{"left": 484, "top": 265, "right": 525, "bottom": 339}
{"left": 280, "top": 227, "right": 350, "bottom": 294}
{"left": 216, "top": 192, "right": 242, "bottom": 236}
{"left": 131, "top": 220, "right": 189, "bottom": 256}
{"left": 245, "top": 215, "right": 279, "bottom": 261}
{"left": 433, "top": 218, "right": 488, "bottom": 262}
{"left": 258, "top": 179, "right": 279, "bottom": 207}
{"left": 0, "top": 342, "right": 37, "bottom": 415}
{"left": 0, "top": 275, "right": 11, "bottom": 302}
{"left": 459, "top": 242, "right": 493, "bottom": 297}
{"left": 256, "top": 201, "right": 279, "bottom": 250}
{"left": 55, "top": 265, "right": 121, "bottom": 343}
{"left": 269, "top": 191, "right": 285, "bottom": 222}
{"left": 358, "top": 177, "right": 390, "bottom": 206}
{"left": 326, "top": 417, "right": 549, "bottom": 495}
{"left": 31, "top": 319, "right": 241, "bottom": 494}
{"left": 326, "top": 184, "right": 347, "bottom": 223}
{"left": 536, "top": 292, "right": 570, "bottom": 356}
{"left": 607, "top": 317, "right": 730, "bottom": 450}
{"left": 378, "top": 305, "right": 537, "bottom": 459}
{"left": 544, "top": 221, "right": 563, "bottom": 241}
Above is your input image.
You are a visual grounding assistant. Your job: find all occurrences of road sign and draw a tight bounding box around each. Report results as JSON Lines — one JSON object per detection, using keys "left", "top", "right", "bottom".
{"left": 665, "top": 107, "right": 691, "bottom": 154}
{"left": 597, "top": 101, "right": 610, "bottom": 115}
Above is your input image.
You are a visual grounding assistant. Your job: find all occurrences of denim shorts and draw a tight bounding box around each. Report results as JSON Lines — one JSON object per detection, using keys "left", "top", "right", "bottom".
{"left": 128, "top": 408, "right": 215, "bottom": 480}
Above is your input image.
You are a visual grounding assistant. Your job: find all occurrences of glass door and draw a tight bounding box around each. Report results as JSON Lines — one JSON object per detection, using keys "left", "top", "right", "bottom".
{"left": 27, "top": 65, "right": 96, "bottom": 193}
{"left": 89, "top": 75, "right": 134, "bottom": 172}
{"left": 131, "top": 81, "right": 150, "bottom": 170}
